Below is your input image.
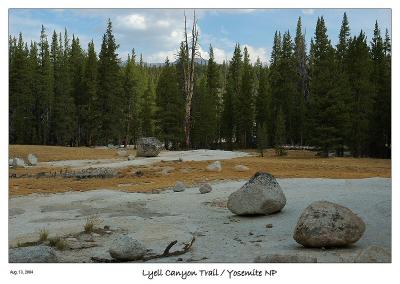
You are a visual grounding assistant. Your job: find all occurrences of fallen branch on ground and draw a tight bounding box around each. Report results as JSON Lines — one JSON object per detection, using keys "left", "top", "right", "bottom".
{"left": 90, "top": 236, "right": 195, "bottom": 263}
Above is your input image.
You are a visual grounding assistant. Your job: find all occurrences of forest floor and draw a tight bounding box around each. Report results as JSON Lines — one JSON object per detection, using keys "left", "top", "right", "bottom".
{"left": 9, "top": 145, "right": 391, "bottom": 197}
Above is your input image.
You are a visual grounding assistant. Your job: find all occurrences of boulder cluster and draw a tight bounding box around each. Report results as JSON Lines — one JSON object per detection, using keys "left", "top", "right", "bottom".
{"left": 227, "top": 172, "right": 367, "bottom": 250}
{"left": 9, "top": 154, "right": 38, "bottom": 168}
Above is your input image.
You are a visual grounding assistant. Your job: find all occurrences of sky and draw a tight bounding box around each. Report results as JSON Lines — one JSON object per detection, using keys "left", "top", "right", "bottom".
{"left": 8, "top": 8, "right": 391, "bottom": 64}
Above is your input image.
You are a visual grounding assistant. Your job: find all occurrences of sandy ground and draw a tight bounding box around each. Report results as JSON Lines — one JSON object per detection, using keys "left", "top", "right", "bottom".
{"left": 9, "top": 177, "right": 391, "bottom": 263}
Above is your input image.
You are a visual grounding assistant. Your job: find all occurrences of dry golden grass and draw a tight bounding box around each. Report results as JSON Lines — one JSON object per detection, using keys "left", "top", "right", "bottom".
{"left": 8, "top": 148, "right": 391, "bottom": 197}
{"left": 9, "top": 144, "right": 133, "bottom": 162}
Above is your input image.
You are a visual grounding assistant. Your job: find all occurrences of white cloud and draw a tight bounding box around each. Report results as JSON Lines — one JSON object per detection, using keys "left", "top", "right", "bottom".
{"left": 156, "top": 20, "right": 171, "bottom": 28}
{"left": 212, "top": 47, "right": 228, "bottom": 64}
{"left": 147, "top": 49, "right": 179, "bottom": 63}
{"left": 302, "top": 9, "right": 315, "bottom": 15}
{"left": 115, "top": 14, "right": 147, "bottom": 30}
{"left": 243, "top": 44, "right": 268, "bottom": 64}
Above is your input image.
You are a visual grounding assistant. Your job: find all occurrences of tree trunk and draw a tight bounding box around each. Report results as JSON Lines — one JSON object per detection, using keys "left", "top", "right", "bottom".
{"left": 182, "top": 11, "right": 198, "bottom": 149}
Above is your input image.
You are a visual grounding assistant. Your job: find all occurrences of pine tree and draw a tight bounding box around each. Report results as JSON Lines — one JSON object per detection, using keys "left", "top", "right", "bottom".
{"left": 50, "top": 31, "right": 76, "bottom": 145}
{"left": 221, "top": 44, "right": 242, "bottom": 149}
{"left": 9, "top": 33, "right": 34, "bottom": 144}
{"left": 69, "top": 35, "right": 85, "bottom": 145}
{"left": 347, "top": 31, "right": 373, "bottom": 157}
{"left": 280, "top": 31, "right": 297, "bottom": 145}
{"left": 333, "top": 12, "right": 352, "bottom": 156}
{"left": 97, "top": 19, "right": 123, "bottom": 145}
{"left": 140, "top": 78, "right": 155, "bottom": 137}
{"left": 155, "top": 58, "right": 184, "bottom": 149}
{"left": 28, "top": 41, "right": 40, "bottom": 144}
{"left": 307, "top": 17, "right": 345, "bottom": 154}
{"left": 237, "top": 46, "right": 254, "bottom": 147}
{"left": 255, "top": 61, "right": 271, "bottom": 144}
{"left": 293, "top": 17, "right": 308, "bottom": 145}
{"left": 206, "top": 45, "right": 220, "bottom": 143}
{"left": 37, "top": 25, "right": 54, "bottom": 144}
{"left": 269, "top": 31, "right": 283, "bottom": 144}
{"left": 122, "top": 52, "right": 140, "bottom": 146}
{"left": 82, "top": 40, "right": 99, "bottom": 146}
{"left": 369, "top": 22, "right": 391, "bottom": 157}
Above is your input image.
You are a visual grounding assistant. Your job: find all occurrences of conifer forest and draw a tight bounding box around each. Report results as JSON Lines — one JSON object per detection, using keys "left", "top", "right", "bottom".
{"left": 9, "top": 13, "right": 391, "bottom": 158}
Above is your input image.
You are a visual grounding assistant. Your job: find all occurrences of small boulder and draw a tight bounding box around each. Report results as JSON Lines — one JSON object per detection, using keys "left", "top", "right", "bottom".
{"left": 136, "top": 137, "right": 163, "bottom": 157}
{"left": 117, "top": 150, "right": 128, "bottom": 157}
{"left": 27, "top": 154, "right": 38, "bottom": 166}
{"left": 12, "top": 158, "right": 26, "bottom": 168}
{"left": 293, "top": 201, "right": 366, "bottom": 248}
{"left": 206, "top": 161, "right": 222, "bottom": 172}
{"left": 354, "top": 245, "right": 391, "bottom": 263}
{"left": 199, "top": 183, "right": 212, "bottom": 194}
{"left": 9, "top": 158, "right": 13, "bottom": 166}
{"left": 227, "top": 172, "right": 286, "bottom": 215}
{"left": 9, "top": 246, "right": 58, "bottom": 263}
{"left": 173, "top": 181, "right": 186, "bottom": 192}
{"left": 109, "top": 235, "right": 147, "bottom": 261}
{"left": 254, "top": 254, "right": 317, "bottom": 263}
{"left": 234, "top": 165, "right": 249, "bottom": 172}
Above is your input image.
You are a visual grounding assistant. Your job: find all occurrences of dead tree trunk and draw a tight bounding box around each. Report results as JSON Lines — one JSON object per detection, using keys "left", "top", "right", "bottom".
{"left": 182, "top": 11, "right": 199, "bottom": 149}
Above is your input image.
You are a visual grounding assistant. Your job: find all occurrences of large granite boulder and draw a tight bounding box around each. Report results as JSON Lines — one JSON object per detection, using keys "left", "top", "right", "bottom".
{"left": 227, "top": 172, "right": 286, "bottom": 215}
{"left": 109, "top": 235, "right": 147, "bottom": 261}
{"left": 27, "top": 154, "right": 38, "bottom": 166}
{"left": 136, "top": 137, "right": 163, "bottom": 157}
{"left": 293, "top": 201, "right": 366, "bottom": 248}
{"left": 354, "top": 245, "right": 391, "bottom": 263}
{"left": 9, "top": 246, "right": 58, "bottom": 263}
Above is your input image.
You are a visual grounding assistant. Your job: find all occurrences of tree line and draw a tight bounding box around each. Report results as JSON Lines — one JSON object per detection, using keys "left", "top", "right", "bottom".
{"left": 9, "top": 13, "right": 391, "bottom": 158}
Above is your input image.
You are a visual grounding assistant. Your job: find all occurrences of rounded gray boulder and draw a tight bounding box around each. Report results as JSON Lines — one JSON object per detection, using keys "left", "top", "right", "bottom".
{"left": 227, "top": 172, "right": 286, "bottom": 215}
{"left": 12, "top": 157, "right": 26, "bottom": 168}
{"left": 293, "top": 201, "right": 366, "bottom": 248}
{"left": 136, "top": 137, "right": 163, "bottom": 157}
{"left": 27, "top": 153, "right": 38, "bottom": 166}
{"left": 109, "top": 235, "right": 147, "bottom": 261}
{"left": 173, "top": 181, "right": 186, "bottom": 192}
{"left": 9, "top": 246, "right": 58, "bottom": 263}
{"left": 199, "top": 183, "right": 212, "bottom": 194}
